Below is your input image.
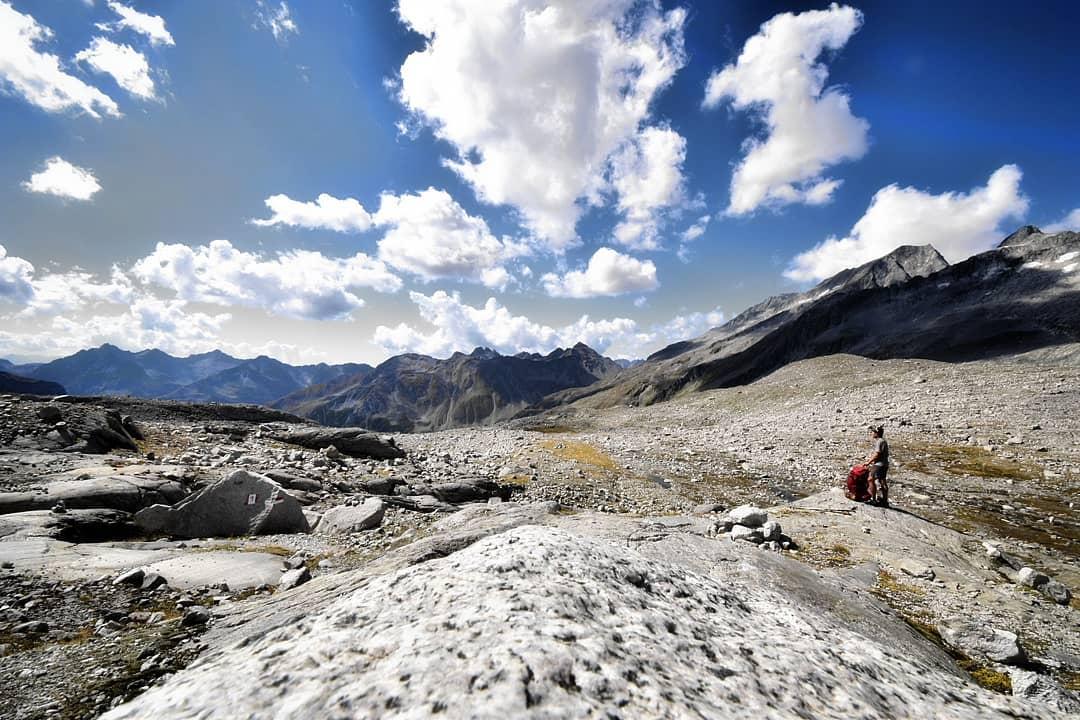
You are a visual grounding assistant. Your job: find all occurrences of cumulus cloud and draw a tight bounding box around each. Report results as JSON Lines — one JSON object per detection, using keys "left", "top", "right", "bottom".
{"left": 251, "top": 193, "right": 373, "bottom": 233}
{"left": 785, "top": 164, "right": 1030, "bottom": 283}
{"left": 374, "top": 290, "right": 723, "bottom": 359}
{"left": 373, "top": 188, "right": 528, "bottom": 288}
{"left": 0, "top": 244, "right": 134, "bottom": 316}
{"left": 0, "top": 245, "right": 35, "bottom": 305}
{"left": 131, "top": 240, "right": 401, "bottom": 320}
{"left": 541, "top": 247, "right": 658, "bottom": 298}
{"left": 396, "top": 0, "right": 687, "bottom": 249}
{"left": 0, "top": 2, "right": 120, "bottom": 118}
{"left": 252, "top": 188, "right": 528, "bottom": 288}
{"left": 610, "top": 125, "right": 687, "bottom": 250}
{"left": 255, "top": 1, "right": 298, "bottom": 41}
{"left": 704, "top": 4, "right": 868, "bottom": 215}
{"left": 74, "top": 37, "right": 156, "bottom": 100}
{"left": 1044, "top": 208, "right": 1080, "bottom": 233}
{"left": 97, "top": 1, "right": 174, "bottom": 46}
{"left": 23, "top": 157, "right": 102, "bottom": 201}
{"left": 0, "top": 298, "right": 228, "bottom": 361}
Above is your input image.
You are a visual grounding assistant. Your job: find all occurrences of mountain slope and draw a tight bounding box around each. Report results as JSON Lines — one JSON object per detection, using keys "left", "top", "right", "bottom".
{"left": 528, "top": 229, "right": 1079, "bottom": 413}
{"left": 25, "top": 344, "right": 179, "bottom": 397}
{"left": 0, "top": 371, "right": 65, "bottom": 396}
{"left": 279, "top": 343, "right": 621, "bottom": 431}
{"left": 165, "top": 357, "right": 369, "bottom": 405}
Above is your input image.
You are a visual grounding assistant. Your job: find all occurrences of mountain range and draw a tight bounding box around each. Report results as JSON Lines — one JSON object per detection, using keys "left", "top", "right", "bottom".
{"left": 4, "top": 226, "right": 1077, "bottom": 432}
{"left": 274, "top": 344, "right": 622, "bottom": 432}
{"left": 1, "top": 345, "right": 370, "bottom": 405}
{"left": 529, "top": 226, "right": 1080, "bottom": 414}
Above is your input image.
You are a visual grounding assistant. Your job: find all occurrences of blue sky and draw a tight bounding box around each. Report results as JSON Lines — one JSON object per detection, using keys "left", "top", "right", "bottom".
{"left": 0, "top": 0, "right": 1077, "bottom": 364}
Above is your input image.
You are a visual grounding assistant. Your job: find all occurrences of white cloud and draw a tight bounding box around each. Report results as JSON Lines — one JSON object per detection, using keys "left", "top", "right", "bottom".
{"left": 374, "top": 290, "right": 723, "bottom": 360}
{"left": 252, "top": 193, "right": 373, "bottom": 233}
{"left": 703, "top": 4, "right": 868, "bottom": 215}
{"left": 610, "top": 125, "right": 687, "bottom": 250}
{"left": 1044, "top": 208, "right": 1080, "bottom": 233}
{"left": 541, "top": 247, "right": 658, "bottom": 298}
{"left": 98, "top": 1, "right": 174, "bottom": 46}
{"left": 0, "top": 2, "right": 120, "bottom": 118}
{"left": 74, "top": 37, "right": 156, "bottom": 100}
{"left": 20, "top": 267, "right": 133, "bottom": 316}
{"left": 373, "top": 188, "right": 528, "bottom": 288}
{"left": 785, "top": 164, "right": 1030, "bottom": 282}
{"left": 677, "top": 213, "right": 711, "bottom": 262}
{"left": 396, "top": 0, "right": 687, "bottom": 249}
{"left": 0, "top": 245, "right": 134, "bottom": 316}
{"left": 22, "top": 157, "right": 102, "bottom": 201}
{"left": 0, "top": 299, "right": 228, "bottom": 361}
{"left": 0, "top": 245, "right": 35, "bottom": 305}
{"left": 131, "top": 240, "right": 401, "bottom": 320}
{"left": 255, "top": 1, "right": 298, "bottom": 41}
{"left": 252, "top": 188, "right": 529, "bottom": 288}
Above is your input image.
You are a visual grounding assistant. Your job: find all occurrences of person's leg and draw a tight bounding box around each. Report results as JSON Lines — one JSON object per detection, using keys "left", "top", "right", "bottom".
{"left": 866, "top": 466, "right": 877, "bottom": 504}
{"left": 879, "top": 468, "right": 889, "bottom": 507}
{"left": 870, "top": 466, "right": 884, "bottom": 505}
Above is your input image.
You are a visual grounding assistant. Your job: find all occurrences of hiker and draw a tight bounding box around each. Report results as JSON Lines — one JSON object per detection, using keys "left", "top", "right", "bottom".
{"left": 865, "top": 425, "right": 889, "bottom": 506}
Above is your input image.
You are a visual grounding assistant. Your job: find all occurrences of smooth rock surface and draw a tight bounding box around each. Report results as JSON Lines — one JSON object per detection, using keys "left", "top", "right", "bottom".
{"left": 104, "top": 518, "right": 1036, "bottom": 719}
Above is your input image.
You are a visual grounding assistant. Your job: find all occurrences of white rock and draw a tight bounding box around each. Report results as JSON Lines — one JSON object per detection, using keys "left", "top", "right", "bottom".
{"left": 727, "top": 505, "right": 767, "bottom": 528}
{"left": 899, "top": 559, "right": 935, "bottom": 581}
{"left": 730, "top": 524, "right": 764, "bottom": 544}
{"left": 318, "top": 498, "right": 385, "bottom": 534}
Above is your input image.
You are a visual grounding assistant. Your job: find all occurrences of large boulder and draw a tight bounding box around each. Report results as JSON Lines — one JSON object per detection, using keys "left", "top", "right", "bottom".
{"left": 134, "top": 470, "right": 309, "bottom": 539}
{"left": 727, "top": 504, "right": 768, "bottom": 527}
{"left": 268, "top": 428, "right": 404, "bottom": 459}
{"left": 319, "top": 498, "right": 385, "bottom": 534}
{"left": 939, "top": 620, "right": 1024, "bottom": 665}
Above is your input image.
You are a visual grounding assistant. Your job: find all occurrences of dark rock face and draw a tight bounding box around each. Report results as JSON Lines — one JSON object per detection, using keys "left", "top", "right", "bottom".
{"left": 280, "top": 343, "right": 622, "bottom": 432}
{"left": 267, "top": 427, "right": 405, "bottom": 459}
{"left": 0, "top": 371, "right": 65, "bottom": 396}
{"left": 528, "top": 229, "right": 1080, "bottom": 412}
{"left": 134, "top": 470, "right": 309, "bottom": 538}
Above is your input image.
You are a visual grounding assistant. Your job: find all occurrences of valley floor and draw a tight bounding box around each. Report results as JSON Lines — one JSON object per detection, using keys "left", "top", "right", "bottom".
{"left": 0, "top": 353, "right": 1077, "bottom": 717}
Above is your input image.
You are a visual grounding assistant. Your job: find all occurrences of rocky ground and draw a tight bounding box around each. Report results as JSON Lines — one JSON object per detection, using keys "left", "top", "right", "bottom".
{"left": 0, "top": 352, "right": 1077, "bottom": 718}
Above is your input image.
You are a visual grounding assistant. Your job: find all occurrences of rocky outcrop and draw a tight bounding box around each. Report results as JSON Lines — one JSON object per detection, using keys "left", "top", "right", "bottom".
{"left": 103, "top": 509, "right": 1039, "bottom": 719}
{"left": 0, "top": 475, "right": 186, "bottom": 514}
{"left": 267, "top": 427, "right": 405, "bottom": 459}
{"left": 134, "top": 470, "right": 309, "bottom": 538}
{"left": 0, "top": 508, "right": 136, "bottom": 542}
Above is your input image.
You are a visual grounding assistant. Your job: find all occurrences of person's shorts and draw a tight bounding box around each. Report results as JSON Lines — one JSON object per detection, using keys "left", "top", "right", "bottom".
{"left": 870, "top": 464, "right": 888, "bottom": 480}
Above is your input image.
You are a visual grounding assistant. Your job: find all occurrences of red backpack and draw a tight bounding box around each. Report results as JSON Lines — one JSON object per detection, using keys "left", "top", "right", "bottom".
{"left": 846, "top": 464, "right": 871, "bottom": 502}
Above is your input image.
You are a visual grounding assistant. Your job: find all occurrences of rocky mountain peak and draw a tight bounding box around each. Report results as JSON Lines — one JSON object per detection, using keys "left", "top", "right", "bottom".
{"left": 820, "top": 243, "right": 949, "bottom": 294}
{"left": 999, "top": 225, "right": 1044, "bottom": 247}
